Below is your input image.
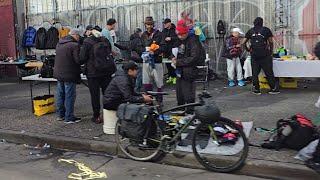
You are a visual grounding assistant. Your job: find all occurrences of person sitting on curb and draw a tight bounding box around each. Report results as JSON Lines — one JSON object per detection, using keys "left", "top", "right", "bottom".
{"left": 103, "top": 61, "right": 153, "bottom": 111}
{"left": 223, "top": 27, "right": 246, "bottom": 87}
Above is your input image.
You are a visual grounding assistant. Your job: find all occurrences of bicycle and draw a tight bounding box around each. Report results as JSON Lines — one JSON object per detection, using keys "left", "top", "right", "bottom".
{"left": 115, "top": 92, "right": 249, "bottom": 173}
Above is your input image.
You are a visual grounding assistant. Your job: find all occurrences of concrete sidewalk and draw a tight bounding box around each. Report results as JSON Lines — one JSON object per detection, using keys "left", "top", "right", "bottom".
{"left": 0, "top": 79, "right": 320, "bottom": 179}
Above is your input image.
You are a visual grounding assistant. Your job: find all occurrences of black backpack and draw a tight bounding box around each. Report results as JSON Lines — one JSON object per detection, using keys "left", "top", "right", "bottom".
{"left": 93, "top": 38, "right": 116, "bottom": 75}
{"left": 116, "top": 104, "right": 156, "bottom": 141}
{"left": 217, "top": 20, "right": 226, "bottom": 35}
{"left": 250, "top": 28, "right": 270, "bottom": 58}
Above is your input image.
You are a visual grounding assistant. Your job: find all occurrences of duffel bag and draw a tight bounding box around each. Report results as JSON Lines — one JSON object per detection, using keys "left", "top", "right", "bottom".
{"left": 116, "top": 103, "right": 154, "bottom": 140}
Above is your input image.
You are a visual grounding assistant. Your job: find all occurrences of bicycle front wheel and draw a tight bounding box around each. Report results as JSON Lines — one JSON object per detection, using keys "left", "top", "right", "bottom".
{"left": 192, "top": 117, "right": 249, "bottom": 173}
{"left": 115, "top": 120, "right": 164, "bottom": 162}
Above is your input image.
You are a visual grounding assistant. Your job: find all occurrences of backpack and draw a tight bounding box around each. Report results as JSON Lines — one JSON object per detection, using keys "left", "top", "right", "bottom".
{"left": 116, "top": 104, "right": 156, "bottom": 141}
{"left": 93, "top": 38, "right": 116, "bottom": 75}
{"left": 261, "top": 114, "right": 316, "bottom": 150}
{"left": 217, "top": 20, "right": 226, "bottom": 35}
{"left": 250, "top": 28, "right": 269, "bottom": 58}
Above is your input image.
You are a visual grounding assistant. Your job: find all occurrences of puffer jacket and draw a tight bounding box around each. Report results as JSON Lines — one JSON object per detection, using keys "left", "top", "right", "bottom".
{"left": 23, "top": 27, "right": 37, "bottom": 47}
{"left": 35, "top": 27, "right": 47, "bottom": 50}
{"left": 53, "top": 35, "right": 81, "bottom": 83}
{"left": 103, "top": 69, "right": 144, "bottom": 110}
{"left": 176, "top": 34, "right": 206, "bottom": 81}
{"left": 46, "top": 27, "right": 60, "bottom": 49}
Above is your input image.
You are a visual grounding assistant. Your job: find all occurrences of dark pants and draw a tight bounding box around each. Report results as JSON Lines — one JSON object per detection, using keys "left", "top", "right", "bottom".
{"left": 166, "top": 63, "right": 176, "bottom": 78}
{"left": 88, "top": 76, "right": 112, "bottom": 118}
{"left": 176, "top": 78, "right": 196, "bottom": 114}
{"left": 313, "top": 140, "right": 320, "bottom": 162}
{"left": 251, "top": 56, "right": 278, "bottom": 90}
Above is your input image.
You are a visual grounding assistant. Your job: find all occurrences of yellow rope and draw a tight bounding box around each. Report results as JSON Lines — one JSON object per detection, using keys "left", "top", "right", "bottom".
{"left": 58, "top": 159, "right": 107, "bottom": 180}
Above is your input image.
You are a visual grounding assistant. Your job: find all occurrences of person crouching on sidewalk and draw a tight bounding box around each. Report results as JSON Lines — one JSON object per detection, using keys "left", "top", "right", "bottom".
{"left": 223, "top": 28, "right": 246, "bottom": 87}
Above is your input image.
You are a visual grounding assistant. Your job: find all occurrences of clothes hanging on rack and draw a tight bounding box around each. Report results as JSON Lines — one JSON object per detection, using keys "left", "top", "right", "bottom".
{"left": 22, "top": 26, "right": 37, "bottom": 47}
{"left": 35, "top": 27, "right": 47, "bottom": 50}
{"left": 58, "top": 27, "right": 71, "bottom": 39}
{"left": 46, "top": 27, "right": 59, "bottom": 49}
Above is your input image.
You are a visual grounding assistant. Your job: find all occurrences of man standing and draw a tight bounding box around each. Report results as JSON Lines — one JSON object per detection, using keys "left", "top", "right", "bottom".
{"left": 243, "top": 17, "right": 279, "bottom": 95}
{"left": 162, "top": 18, "right": 178, "bottom": 85}
{"left": 101, "top": 18, "right": 118, "bottom": 54}
{"left": 80, "top": 28, "right": 116, "bottom": 124}
{"left": 141, "top": 16, "right": 164, "bottom": 101}
{"left": 54, "top": 29, "right": 82, "bottom": 124}
{"left": 172, "top": 19, "right": 206, "bottom": 114}
{"left": 103, "top": 61, "right": 153, "bottom": 110}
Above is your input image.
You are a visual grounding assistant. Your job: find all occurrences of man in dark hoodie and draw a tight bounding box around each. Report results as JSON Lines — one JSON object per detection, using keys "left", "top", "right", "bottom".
{"left": 54, "top": 29, "right": 82, "bottom": 124}
{"left": 172, "top": 19, "right": 206, "bottom": 114}
{"left": 243, "top": 17, "right": 279, "bottom": 95}
{"left": 103, "top": 61, "right": 153, "bottom": 110}
{"left": 129, "top": 28, "right": 145, "bottom": 92}
{"left": 80, "top": 28, "right": 115, "bottom": 124}
{"left": 162, "top": 18, "right": 179, "bottom": 85}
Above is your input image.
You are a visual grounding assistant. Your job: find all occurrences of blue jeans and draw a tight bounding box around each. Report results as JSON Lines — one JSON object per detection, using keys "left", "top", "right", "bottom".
{"left": 56, "top": 81, "right": 76, "bottom": 121}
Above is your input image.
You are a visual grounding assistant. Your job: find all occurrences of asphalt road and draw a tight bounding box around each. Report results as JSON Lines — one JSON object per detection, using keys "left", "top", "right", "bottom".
{"left": 0, "top": 142, "right": 268, "bottom": 180}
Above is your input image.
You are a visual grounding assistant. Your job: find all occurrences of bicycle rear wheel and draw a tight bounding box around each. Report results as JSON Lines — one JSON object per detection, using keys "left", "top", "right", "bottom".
{"left": 192, "top": 117, "right": 248, "bottom": 173}
{"left": 115, "top": 120, "right": 164, "bottom": 161}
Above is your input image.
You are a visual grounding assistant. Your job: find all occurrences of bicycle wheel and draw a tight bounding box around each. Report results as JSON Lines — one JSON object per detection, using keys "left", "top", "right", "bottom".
{"left": 115, "top": 119, "right": 164, "bottom": 161}
{"left": 192, "top": 117, "right": 249, "bottom": 173}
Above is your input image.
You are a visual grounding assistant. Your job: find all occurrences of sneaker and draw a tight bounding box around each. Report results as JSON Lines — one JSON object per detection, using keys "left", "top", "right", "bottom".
{"left": 238, "top": 80, "right": 246, "bottom": 87}
{"left": 268, "top": 89, "right": 280, "bottom": 95}
{"left": 252, "top": 88, "right": 262, "bottom": 95}
{"left": 228, "top": 80, "right": 236, "bottom": 87}
{"left": 56, "top": 117, "right": 64, "bottom": 121}
{"left": 64, "top": 117, "right": 81, "bottom": 124}
{"left": 172, "top": 77, "right": 177, "bottom": 85}
{"left": 305, "top": 159, "right": 320, "bottom": 174}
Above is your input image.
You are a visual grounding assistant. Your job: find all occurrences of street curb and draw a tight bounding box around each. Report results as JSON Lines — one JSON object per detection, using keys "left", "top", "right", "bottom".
{"left": 0, "top": 129, "right": 319, "bottom": 179}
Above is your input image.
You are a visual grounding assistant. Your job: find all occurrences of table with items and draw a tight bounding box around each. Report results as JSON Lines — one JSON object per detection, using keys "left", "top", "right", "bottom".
{"left": 22, "top": 74, "right": 87, "bottom": 112}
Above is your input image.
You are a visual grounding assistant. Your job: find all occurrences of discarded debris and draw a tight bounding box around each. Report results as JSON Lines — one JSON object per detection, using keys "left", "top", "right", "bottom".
{"left": 58, "top": 159, "right": 107, "bottom": 180}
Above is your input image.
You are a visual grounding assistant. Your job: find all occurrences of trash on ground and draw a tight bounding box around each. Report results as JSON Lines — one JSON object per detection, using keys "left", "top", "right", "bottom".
{"left": 58, "top": 159, "right": 107, "bottom": 180}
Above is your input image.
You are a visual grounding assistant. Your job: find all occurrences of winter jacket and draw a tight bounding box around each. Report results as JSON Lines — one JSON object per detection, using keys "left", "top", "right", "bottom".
{"left": 80, "top": 36, "right": 113, "bottom": 78}
{"left": 46, "top": 27, "right": 59, "bottom": 49}
{"left": 129, "top": 33, "right": 145, "bottom": 63}
{"left": 176, "top": 34, "right": 206, "bottom": 81}
{"left": 103, "top": 69, "right": 144, "bottom": 110}
{"left": 142, "top": 29, "right": 163, "bottom": 63}
{"left": 35, "top": 27, "right": 47, "bottom": 50}
{"left": 53, "top": 35, "right": 81, "bottom": 83}
{"left": 23, "top": 27, "right": 37, "bottom": 47}
{"left": 222, "top": 36, "right": 242, "bottom": 59}
{"left": 161, "top": 24, "right": 179, "bottom": 58}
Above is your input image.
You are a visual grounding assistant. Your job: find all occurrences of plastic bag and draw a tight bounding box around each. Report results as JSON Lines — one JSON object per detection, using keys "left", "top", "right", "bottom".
{"left": 294, "top": 139, "right": 319, "bottom": 161}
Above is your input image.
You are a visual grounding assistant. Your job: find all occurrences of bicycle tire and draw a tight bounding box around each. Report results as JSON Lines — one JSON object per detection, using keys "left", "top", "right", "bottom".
{"left": 115, "top": 120, "right": 164, "bottom": 162}
{"left": 192, "top": 117, "right": 249, "bottom": 173}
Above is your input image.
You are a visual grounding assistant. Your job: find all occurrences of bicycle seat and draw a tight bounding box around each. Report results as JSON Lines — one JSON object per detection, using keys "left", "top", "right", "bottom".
{"left": 147, "top": 91, "right": 169, "bottom": 96}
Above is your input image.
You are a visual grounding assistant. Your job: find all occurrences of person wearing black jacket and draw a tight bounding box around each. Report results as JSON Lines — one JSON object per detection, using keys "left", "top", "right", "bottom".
{"left": 53, "top": 29, "right": 82, "bottom": 124}
{"left": 162, "top": 18, "right": 179, "bottom": 85}
{"left": 80, "top": 29, "right": 114, "bottom": 124}
{"left": 129, "top": 28, "right": 144, "bottom": 92}
{"left": 141, "top": 16, "right": 164, "bottom": 101}
{"left": 103, "top": 61, "right": 153, "bottom": 110}
{"left": 172, "top": 19, "right": 205, "bottom": 114}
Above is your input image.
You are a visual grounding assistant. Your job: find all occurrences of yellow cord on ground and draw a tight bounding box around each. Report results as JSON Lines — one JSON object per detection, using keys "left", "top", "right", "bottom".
{"left": 58, "top": 159, "right": 107, "bottom": 180}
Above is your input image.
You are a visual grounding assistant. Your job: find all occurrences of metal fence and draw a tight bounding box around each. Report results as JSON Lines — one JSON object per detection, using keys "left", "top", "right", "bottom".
{"left": 25, "top": 0, "right": 275, "bottom": 74}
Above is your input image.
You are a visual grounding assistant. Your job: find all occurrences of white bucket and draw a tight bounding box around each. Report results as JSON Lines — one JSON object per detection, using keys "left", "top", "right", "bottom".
{"left": 103, "top": 109, "right": 118, "bottom": 134}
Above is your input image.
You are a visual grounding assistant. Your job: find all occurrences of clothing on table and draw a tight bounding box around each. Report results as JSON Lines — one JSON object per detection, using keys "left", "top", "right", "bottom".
{"left": 227, "top": 57, "right": 243, "bottom": 81}
{"left": 56, "top": 81, "right": 77, "bottom": 121}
